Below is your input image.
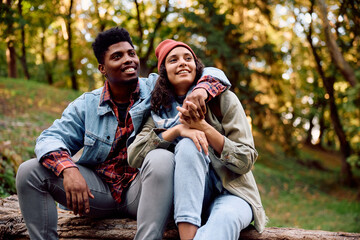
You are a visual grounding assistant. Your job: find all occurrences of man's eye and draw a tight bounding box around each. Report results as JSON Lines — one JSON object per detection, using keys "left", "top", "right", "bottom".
{"left": 113, "top": 54, "right": 121, "bottom": 59}
{"left": 129, "top": 51, "right": 136, "bottom": 56}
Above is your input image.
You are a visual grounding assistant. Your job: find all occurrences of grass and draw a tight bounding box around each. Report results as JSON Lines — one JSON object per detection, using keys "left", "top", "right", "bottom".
{"left": 0, "top": 77, "right": 81, "bottom": 195}
{"left": 0, "top": 77, "right": 359, "bottom": 233}
{"left": 253, "top": 132, "right": 360, "bottom": 233}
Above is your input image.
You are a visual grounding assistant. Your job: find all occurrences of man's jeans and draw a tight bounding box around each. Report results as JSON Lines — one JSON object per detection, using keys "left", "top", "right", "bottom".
{"left": 16, "top": 149, "right": 175, "bottom": 240}
{"left": 174, "top": 138, "right": 253, "bottom": 240}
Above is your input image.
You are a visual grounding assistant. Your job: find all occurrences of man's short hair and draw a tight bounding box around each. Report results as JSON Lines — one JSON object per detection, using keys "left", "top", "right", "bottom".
{"left": 92, "top": 27, "right": 134, "bottom": 64}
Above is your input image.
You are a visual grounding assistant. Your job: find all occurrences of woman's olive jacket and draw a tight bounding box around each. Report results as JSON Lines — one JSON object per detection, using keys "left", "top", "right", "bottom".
{"left": 128, "top": 89, "right": 268, "bottom": 233}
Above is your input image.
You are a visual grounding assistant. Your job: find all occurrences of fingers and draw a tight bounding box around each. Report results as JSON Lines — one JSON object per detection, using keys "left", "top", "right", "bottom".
{"left": 67, "top": 190, "right": 92, "bottom": 216}
{"left": 71, "top": 191, "right": 79, "bottom": 215}
{"left": 190, "top": 133, "right": 209, "bottom": 155}
{"left": 177, "top": 107, "right": 192, "bottom": 125}
{"left": 198, "top": 137, "right": 209, "bottom": 156}
{"left": 66, "top": 191, "right": 72, "bottom": 211}
{"left": 84, "top": 187, "right": 94, "bottom": 215}
{"left": 186, "top": 101, "right": 203, "bottom": 120}
{"left": 63, "top": 168, "right": 93, "bottom": 216}
{"left": 186, "top": 101, "right": 205, "bottom": 121}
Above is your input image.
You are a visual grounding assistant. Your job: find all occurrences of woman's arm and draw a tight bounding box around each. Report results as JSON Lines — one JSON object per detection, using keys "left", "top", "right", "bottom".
{"left": 177, "top": 115, "right": 223, "bottom": 155}
{"left": 161, "top": 124, "right": 209, "bottom": 155}
{"left": 128, "top": 117, "right": 171, "bottom": 168}
{"left": 128, "top": 116, "right": 209, "bottom": 168}
{"left": 178, "top": 91, "right": 258, "bottom": 175}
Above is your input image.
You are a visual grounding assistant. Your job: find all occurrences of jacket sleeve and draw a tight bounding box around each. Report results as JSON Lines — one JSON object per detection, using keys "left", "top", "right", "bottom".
{"left": 34, "top": 95, "right": 86, "bottom": 161}
{"left": 210, "top": 90, "right": 258, "bottom": 175}
{"left": 127, "top": 116, "right": 172, "bottom": 168}
{"left": 202, "top": 67, "right": 231, "bottom": 87}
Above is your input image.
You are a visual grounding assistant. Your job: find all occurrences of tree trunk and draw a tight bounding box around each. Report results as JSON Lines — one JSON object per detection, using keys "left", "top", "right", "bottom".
{"left": 1, "top": 195, "right": 360, "bottom": 240}
{"left": 94, "top": 0, "right": 106, "bottom": 32}
{"left": 317, "top": 0, "right": 357, "bottom": 87}
{"left": 66, "top": 0, "right": 78, "bottom": 90}
{"left": 306, "top": 0, "right": 353, "bottom": 185}
{"left": 5, "top": 0, "right": 17, "bottom": 78}
{"left": 41, "top": 26, "right": 53, "bottom": 85}
{"left": 138, "top": 1, "right": 169, "bottom": 77}
{"left": 305, "top": 114, "right": 315, "bottom": 145}
{"left": 18, "top": 0, "right": 30, "bottom": 80}
{"left": 6, "top": 41, "right": 17, "bottom": 78}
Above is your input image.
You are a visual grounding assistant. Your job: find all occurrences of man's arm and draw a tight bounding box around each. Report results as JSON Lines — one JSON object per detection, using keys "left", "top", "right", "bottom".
{"left": 184, "top": 69, "right": 230, "bottom": 122}
{"left": 35, "top": 94, "right": 94, "bottom": 216}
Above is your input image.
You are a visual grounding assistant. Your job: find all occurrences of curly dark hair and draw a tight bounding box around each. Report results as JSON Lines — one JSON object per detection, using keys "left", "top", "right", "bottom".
{"left": 151, "top": 57, "right": 204, "bottom": 114}
{"left": 92, "top": 27, "right": 134, "bottom": 64}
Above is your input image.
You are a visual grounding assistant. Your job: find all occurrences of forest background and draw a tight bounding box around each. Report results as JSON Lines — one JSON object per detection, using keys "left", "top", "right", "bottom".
{"left": 0, "top": 0, "right": 359, "bottom": 233}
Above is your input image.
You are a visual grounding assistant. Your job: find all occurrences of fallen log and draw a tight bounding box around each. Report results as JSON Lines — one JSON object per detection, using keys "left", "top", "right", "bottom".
{"left": 1, "top": 195, "right": 359, "bottom": 240}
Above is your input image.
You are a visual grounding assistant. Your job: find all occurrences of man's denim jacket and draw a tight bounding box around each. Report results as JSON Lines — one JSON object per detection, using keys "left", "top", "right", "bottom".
{"left": 35, "top": 67, "right": 230, "bottom": 166}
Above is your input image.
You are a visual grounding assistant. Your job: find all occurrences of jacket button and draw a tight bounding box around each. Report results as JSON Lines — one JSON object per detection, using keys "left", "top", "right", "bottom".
{"left": 107, "top": 136, "right": 110, "bottom": 140}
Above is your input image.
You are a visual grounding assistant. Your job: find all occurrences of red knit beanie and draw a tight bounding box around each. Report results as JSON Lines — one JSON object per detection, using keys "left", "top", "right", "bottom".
{"left": 155, "top": 39, "right": 197, "bottom": 72}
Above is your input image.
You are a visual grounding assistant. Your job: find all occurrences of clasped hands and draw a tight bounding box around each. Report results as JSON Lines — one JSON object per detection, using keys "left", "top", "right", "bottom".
{"left": 176, "top": 88, "right": 211, "bottom": 155}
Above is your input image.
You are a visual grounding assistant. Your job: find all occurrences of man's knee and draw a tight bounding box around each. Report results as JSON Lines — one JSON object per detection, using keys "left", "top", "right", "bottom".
{"left": 16, "top": 158, "right": 45, "bottom": 192}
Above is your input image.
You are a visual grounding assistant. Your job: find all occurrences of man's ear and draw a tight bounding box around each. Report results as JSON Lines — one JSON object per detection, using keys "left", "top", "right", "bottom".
{"left": 98, "top": 64, "right": 106, "bottom": 75}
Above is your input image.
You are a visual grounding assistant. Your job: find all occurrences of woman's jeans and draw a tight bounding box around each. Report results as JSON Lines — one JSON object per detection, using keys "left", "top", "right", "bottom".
{"left": 174, "top": 138, "right": 253, "bottom": 240}
{"left": 16, "top": 149, "right": 175, "bottom": 240}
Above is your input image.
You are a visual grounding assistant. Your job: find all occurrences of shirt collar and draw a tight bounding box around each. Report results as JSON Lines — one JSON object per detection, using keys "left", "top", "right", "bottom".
{"left": 100, "top": 80, "right": 140, "bottom": 106}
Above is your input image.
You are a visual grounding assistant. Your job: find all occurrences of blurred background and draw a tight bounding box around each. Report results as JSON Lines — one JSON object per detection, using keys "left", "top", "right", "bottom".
{"left": 0, "top": 0, "right": 359, "bottom": 232}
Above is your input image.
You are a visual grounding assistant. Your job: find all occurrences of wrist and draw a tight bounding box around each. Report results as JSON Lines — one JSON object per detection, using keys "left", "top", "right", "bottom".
{"left": 62, "top": 167, "right": 79, "bottom": 177}
{"left": 193, "top": 88, "right": 208, "bottom": 101}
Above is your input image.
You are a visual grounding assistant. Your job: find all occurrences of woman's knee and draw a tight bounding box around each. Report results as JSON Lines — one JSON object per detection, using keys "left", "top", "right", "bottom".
{"left": 142, "top": 149, "right": 175, "bottom": 179}
{"left": 175, "top": 138, "right": 209, "bottom": 168}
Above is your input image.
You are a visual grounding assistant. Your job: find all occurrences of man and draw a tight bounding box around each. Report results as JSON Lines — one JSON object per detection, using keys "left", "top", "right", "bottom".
{"left": 16, "top": 27, "right": 230, "bottom": 240}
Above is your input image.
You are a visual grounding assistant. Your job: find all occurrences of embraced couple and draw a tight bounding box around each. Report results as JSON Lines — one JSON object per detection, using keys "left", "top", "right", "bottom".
{"left": 16, "top": 27, "right": 267, "bottom": 240}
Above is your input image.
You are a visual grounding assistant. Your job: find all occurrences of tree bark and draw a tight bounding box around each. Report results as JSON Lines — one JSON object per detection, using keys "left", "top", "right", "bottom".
{"left": 5, "top": 0, "right": 17, "bottom": 78}
{"left": 18, "top": 0, "right": 30, "bottom": 80}
{"left": 41, "top": 26, "right": 53, "bottom": 85}
{"left": 1, "top": 195, "right": 360, "bottom": 240}
{"left": 317, "top": 0, "right": 357, "bottom": 87}
{"left": 66, "top": 0, "right": 78, "bottom": 90}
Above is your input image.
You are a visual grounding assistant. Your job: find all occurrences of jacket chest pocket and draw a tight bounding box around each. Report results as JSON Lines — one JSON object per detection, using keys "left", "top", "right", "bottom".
{"left": 81, "top": 131, "right": 112, "bottom": 165}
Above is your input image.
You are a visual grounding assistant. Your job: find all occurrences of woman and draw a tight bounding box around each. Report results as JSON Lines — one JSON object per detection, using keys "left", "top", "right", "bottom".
{"left": 128, "top": 39, "right": 267, "bottom": 240}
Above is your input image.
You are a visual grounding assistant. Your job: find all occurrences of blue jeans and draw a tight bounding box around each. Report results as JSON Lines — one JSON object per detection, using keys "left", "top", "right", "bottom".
{"left": 16, "top": 149, "right": 175, "bottom": 240}
{"left": 174, "top": 138, "right": 253, "bottom": 240}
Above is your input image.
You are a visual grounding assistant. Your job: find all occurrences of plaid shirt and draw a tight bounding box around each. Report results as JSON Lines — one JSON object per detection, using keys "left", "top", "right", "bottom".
{"left": 41, "top": 76, "right": 226, "bottom": 203}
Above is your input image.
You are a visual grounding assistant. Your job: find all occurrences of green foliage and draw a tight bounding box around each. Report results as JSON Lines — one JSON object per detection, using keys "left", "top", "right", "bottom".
{"left": 253, "top": 132, "right": 360, "bottom": 232}
{"left": 0, "top": 160, "right": 16, "bottom": 197}
{"left": 0, "top": 77, "right": 81, "bottom": 196}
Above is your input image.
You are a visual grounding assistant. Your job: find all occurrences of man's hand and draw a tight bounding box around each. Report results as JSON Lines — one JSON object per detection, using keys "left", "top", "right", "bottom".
{"left": 62, "top": 167, "right": 94, "bottom": 216}
{"left": 182, "top": 88, "right": 208, "bottom": 122}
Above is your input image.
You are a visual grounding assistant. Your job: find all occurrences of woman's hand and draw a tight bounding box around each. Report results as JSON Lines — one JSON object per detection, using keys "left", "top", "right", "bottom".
{"left": 178, "top": 103, "right": 225, "bottom": 155}
{"left": 177, "top": 101, "right": 209, "bottom": 130}
{"left": 177, "top": 125, "right": 209, "bottom": 155}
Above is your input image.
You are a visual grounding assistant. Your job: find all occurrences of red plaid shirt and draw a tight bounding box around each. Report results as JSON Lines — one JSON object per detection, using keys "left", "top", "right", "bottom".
{"left": 41, "top": 76, "right": 226, "bottom": 203}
